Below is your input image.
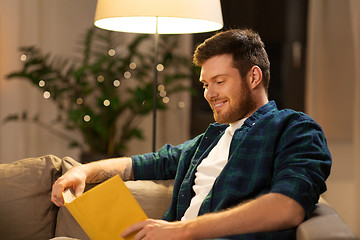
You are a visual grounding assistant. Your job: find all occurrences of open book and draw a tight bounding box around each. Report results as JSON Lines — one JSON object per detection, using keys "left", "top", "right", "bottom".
{"left": 62, "top": 175, "right": 147, "bottom": 240}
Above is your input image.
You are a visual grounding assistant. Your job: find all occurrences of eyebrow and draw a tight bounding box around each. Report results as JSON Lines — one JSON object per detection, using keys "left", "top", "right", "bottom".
{"left": 200, "top": 74, "right": 229, "bottom": 83}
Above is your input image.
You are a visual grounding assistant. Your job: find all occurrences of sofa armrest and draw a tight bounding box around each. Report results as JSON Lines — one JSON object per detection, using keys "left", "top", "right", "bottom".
{"left": 297, "top": 198, "right": 359, "bottom": 240}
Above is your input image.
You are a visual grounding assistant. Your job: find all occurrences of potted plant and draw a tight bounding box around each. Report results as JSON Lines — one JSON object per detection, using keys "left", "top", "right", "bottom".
{"left": 4, "top": 27, "right": 193, "bottom": 162}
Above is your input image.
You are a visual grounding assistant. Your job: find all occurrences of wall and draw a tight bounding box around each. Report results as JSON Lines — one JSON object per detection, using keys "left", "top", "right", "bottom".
{"left": 0, "top": 0, "right": 192, "bottom": 163}
{"left": 306, "top": 0, "right": 360, "bottom": 235}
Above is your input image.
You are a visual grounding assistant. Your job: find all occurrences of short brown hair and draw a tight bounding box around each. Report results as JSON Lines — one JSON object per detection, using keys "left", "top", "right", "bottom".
{"left": 193, "top": 29, "right": 270, "bottom": 91}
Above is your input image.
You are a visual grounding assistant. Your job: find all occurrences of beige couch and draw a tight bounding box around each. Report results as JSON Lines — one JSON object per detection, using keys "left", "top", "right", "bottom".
{"left": 0, "top": 155, "right": 358, "bottom": 240}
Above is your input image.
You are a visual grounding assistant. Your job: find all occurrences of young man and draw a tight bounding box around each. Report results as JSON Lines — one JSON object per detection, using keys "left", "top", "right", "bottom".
{"left": 52, "top": 29, "right": 332, "bottom": 239}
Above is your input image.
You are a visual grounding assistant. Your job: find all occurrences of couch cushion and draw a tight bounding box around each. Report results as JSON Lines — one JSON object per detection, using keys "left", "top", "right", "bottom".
{"left": 0, "top": 155, "right": 62, "bottom": 240}
{"left": 125, "top": 180, "right": 174, "bottom": 219}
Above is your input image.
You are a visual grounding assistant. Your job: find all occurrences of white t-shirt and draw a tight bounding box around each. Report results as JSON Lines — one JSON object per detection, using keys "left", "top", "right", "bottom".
{"left": 181, "top": 119, "right": 246, "bottom": 221}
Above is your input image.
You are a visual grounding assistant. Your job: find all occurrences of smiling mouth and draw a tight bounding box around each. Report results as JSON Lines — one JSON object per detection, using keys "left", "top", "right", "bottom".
{"left": 212, "top": 100, "right": 227, "bottom": 110}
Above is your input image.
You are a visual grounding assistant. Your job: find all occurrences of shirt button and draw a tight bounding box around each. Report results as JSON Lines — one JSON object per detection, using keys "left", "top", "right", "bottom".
{"left": 252, "top": 122, "right": 256, "bottom": 126}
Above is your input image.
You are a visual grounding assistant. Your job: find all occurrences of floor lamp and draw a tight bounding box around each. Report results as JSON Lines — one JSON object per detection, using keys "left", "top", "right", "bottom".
{"left": 94, "top": 0, "right": 223, "bottom": 152}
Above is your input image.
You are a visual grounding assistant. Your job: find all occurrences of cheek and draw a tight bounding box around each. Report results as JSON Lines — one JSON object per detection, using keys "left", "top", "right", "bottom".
{"left": 203, "top": 89, "right": 209, "bottom": 101}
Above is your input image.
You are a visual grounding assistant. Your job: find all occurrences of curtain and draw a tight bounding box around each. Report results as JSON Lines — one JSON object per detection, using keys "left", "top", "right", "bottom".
{"left": 306, "top": 0, "right": 360, "bottom": 234}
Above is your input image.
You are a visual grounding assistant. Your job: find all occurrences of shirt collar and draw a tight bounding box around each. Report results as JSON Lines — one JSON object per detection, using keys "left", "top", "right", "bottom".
{"left": 208, "top": 101, "right": 278, "bottom": 132}
{"left": 244, "top": 101, "right": 278, "bottom": 127}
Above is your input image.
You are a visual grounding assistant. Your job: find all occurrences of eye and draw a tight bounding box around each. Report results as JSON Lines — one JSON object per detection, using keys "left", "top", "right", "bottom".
{"left": 216, "top": 79, "right": 224, "bottom": 85}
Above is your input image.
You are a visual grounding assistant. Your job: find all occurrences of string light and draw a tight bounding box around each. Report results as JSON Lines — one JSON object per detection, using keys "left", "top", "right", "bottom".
{"left": 39, "top": 80, "right": 45, "bottom": 87}
{"left": 113, "top": 79, "right": 121, "bottom": 87}
{"left": 97, "top": 75, "right": 105, "bottom": 82}
{"left": 157, "top": 85, "right": 165, "bottom": 91}
{"left": 84, "top": 115, "right": 91, "bottom": 122}
{"left": 76, "top": 98, "right": 84, "bottom": 105}
{"left": 159, "top": 90, "right": 167, "bottom": 97}
{"left": 156, "top": 64, "right": 164, "bottom": 72}
{"left": 20, "top": 54, "right": 27, "bottom": 61}
{"left": 103, "top": 99, "right": 110, "bottom": 106}
{"left": 129, "top": 62, "right": 137, "bottom": 69}
{"left": 124, "top": 71, "right": 131, "bottom": 79}
{"left": 162, "top": 97, "right": 170, "bottom": 103}
{"left": 108, "top": 49, "right": 116, "bottom": 56}
{"left": 43, "top": 91, "right": 51, "bottom": 99}
{"left": 178, "top": 101, "right": 186, "bottom": 108}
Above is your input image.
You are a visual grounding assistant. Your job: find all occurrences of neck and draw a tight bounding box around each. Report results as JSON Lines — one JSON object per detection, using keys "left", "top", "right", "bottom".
{"left": 242, "top": 91, "right": 269, "bottom": 120}
{"left": 253, "top": 88, "right": 269, "bottom": 111}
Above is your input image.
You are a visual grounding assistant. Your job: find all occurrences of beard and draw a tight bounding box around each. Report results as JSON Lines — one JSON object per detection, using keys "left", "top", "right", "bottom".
{"left": 212, "top": 81, "right": 257, "bottom": 124}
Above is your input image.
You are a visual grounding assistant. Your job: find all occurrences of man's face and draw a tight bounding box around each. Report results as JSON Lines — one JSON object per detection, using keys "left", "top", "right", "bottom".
{"left": 200, "top": 54, "right": 256, "bottom": 124}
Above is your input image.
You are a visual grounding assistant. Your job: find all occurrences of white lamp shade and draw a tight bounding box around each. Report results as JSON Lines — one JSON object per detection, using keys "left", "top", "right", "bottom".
{"left": 94, "top": 0, "right": 223, "bottom": 34}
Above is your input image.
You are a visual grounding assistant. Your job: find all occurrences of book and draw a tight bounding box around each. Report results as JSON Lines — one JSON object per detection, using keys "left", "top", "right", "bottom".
{"left": 62, "top": 175, "right": 148, "bottom": 240}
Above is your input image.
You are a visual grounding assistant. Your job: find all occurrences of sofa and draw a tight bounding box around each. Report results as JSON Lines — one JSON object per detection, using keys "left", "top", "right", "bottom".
{"left": 0, "top": 155, "right": 358, "bottom": 240}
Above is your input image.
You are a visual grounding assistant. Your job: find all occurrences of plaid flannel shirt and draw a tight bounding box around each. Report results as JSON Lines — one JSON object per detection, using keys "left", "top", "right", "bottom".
{"left": 131, "top": 101, "right": 332, "bottom": 239}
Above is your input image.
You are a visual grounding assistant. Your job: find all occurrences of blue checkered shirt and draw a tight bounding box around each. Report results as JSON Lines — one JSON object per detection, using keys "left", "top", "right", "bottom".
{"left": 131, "top": 101, "right": 332, "bottom": 239}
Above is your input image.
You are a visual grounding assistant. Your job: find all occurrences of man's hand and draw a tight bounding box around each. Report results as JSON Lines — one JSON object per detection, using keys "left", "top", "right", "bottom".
{"left": 51, "top": 157, "right": 134, "bottom": 207}
{"left": 122, "top": 193, "right": 304, "bottom": 240}
{"left": 51, "top": 165, "right": 87, "bottom": 207}
{"left": 121, "top": 219, "right": 193, "bottom": 240}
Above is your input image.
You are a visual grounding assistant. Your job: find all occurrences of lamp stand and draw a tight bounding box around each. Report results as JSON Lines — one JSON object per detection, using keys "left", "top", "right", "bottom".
{"left": 152, "top": 17, "right": 159, "bottom": 152}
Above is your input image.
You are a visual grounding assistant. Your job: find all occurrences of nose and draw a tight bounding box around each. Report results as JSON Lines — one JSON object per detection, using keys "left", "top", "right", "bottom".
{"left": 204, "top": 84, "right": 218, "bottom": 101}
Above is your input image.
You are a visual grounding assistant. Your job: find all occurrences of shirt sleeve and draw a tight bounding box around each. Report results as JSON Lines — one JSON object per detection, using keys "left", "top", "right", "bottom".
{"left": 131, "top": 136, "right": 202, "bottom": 181}
{"left": 269, "top": 112, "right": 332, "bottom": 218}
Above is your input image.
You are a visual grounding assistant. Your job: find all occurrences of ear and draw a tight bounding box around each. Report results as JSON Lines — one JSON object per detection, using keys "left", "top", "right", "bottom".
{"left": 247, "top": 66, "right": 263, "bottom": 90}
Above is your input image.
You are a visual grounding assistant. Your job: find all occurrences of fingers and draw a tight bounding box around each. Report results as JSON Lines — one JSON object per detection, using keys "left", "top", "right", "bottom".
{"left": 51, "top": 167, "right": 87, "bottom": 207}
{"left": 51, "top": 177, "right": 66, "bottom": 207}
{"left": 122, "top": 219, "right": 170, "bottom": 240}
{"left": 121, "top": 220, "right": 148, "bottom": 239}
{"left": 73, "top": 182, "right": 86, "bottom": 198}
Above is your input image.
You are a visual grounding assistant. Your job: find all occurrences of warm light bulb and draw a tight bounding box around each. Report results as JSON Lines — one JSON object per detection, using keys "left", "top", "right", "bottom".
{"left": 43, "top": 91, "right": 51, "bottom": 99}
{"left": 113, "top": 80, "right": 121, "bottom": 87}
{"left": 103, "top": 99, "right": 111, "bottom": 106}
{"left": 159, "top": 90, "right": 167, "bottom": 97}
{"left": 95, "top": 17, "right": 223, "bottom": 34}
{"left": 39, "top": 80, "right": 45, "bottom": 87}
{"left": 20, "top": 54, "right": 27, "bottom": 61}
{"left": 108, "top": 49, "right": 116, "bottom": 56}
{"left": 76, "top": 98, "right": 84, "bottom": 105}
{"left": 124, "top": 71, "right": 131, "bottom": 79}
{"left": 97, "top": 75, "right": 105, "bottom": 82}
{"left": 156, "top": 64, "right": 164, "bottom": 72}
{"left": 158, "top": 85, "right": 165, "bottom": 91}
{"left": 178, "top": 101, "right": 186, "bottom": 108}
{"left": 162, "top": 96, "right": 169, "bottom": 103}
{"left": 84, "top": 115, "right": 91, "bottom": 122}
{"left": 129, "top": 62, "right": 137, "bottom": 69}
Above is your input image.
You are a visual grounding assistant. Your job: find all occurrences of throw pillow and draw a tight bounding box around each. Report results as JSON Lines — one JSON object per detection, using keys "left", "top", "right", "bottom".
{"left": 0, "top": 155, "right": 62, "bottom": 240}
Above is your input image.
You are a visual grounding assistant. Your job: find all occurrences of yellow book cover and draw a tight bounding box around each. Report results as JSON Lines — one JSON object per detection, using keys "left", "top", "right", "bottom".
{"left": 62, "top": 175, "right": 147, "bottom": 240}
